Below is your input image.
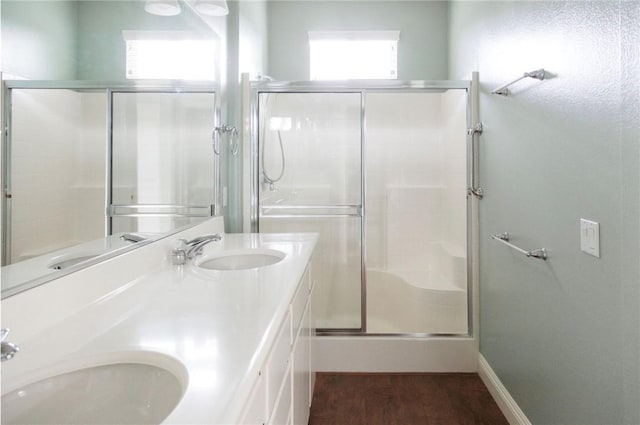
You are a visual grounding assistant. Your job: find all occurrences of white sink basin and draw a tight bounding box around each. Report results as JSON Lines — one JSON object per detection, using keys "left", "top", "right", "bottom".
{"left": 47, "top": 251, "right": 104, "bottom": 270}
{"left": 197, "top": 249, "right": 285, "bottom": 270}
{"left": 2, "top": 362, "right": 184, "bottom": 425}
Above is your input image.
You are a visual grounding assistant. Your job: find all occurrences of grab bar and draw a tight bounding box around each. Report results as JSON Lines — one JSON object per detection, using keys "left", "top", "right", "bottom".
{"left": 467, "top": 73, "right": 483, "bottom": 199}
{"left": 491, "top": 232, "right": 547, "bottom": 260}
{"left": 467, "top": 122, "right": 483, "bottom": 199}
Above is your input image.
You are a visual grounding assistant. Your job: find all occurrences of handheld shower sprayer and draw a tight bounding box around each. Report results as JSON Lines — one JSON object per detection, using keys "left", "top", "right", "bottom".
{"left": 260, "top": 94, "right": 286, "bottom": 191}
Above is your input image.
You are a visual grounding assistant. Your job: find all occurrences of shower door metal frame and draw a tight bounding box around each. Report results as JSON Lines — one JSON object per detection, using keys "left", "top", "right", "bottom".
{"left": 107, "top": 87, "right": 220, "bottom": 234}
{"left": 250, "top": 79, "right": 476, "bottom": 338}
{"left": 1, "top": 81, "right": 220, "bottom": 290}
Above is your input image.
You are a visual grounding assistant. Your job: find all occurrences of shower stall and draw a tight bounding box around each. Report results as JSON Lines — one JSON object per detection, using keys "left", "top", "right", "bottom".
{"left": 1, "top": 82, "right": 220, "bottom": 267}
{"left": 250, "top": 80, "right": 477, "bottom": 336}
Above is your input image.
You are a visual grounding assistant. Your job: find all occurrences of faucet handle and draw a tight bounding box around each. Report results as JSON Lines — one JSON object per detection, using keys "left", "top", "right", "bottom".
{"left": 1, "top": 329, "right": 19, "bottom": 361}
{"left": 171, "top": 239, "right": 188, "bottom": 266}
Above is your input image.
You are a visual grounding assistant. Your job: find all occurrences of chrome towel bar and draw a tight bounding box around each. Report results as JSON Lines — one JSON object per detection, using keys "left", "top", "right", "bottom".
{"left": 491, "top": 232, "right": 547, "bottom": 260}
{"left": 492, "top": 69, "right": 546, "bottom": 96}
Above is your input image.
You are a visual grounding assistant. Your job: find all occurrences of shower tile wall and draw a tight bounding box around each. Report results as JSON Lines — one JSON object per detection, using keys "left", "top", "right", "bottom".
{"left": 10, "top": 90, "right": 106, "bottom": 262}
{"left": 366, "top": 93, "right": 440, "bottom": 272}
{"left": 75, "top": 93, "right": 109, "bottom": 240}
{"left": 366, "top": 92, "right": 466, "bottom": 282}
{"left": 111, "top": 92, "right": 216, "bottom": 234}
{"left": 259, "top": 92, "right": 362, "bottom": 329}
{"left": 260, "top": 93, "right": 361, "bottom": 206}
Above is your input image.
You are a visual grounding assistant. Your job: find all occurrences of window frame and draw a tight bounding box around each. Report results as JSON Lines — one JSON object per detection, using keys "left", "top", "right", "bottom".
{"left": 122, "top": 30, "right": 217, "bottom": 81}
{"left": 308, "top": 30, "right": 400, "bottom": 80}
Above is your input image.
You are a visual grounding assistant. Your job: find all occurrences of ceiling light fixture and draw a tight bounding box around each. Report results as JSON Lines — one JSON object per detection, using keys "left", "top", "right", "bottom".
{"left": 193, "top": 0, "right": 229, "bottom": 16}
{"left": 144, "top": 0, "right": 182, "bottom": 16}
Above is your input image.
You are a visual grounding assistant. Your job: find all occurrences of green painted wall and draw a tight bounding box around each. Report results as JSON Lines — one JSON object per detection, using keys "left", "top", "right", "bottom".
{"left": 0, "top": 0, "right": 219, "bottom": 81}
{"left": 77, "top": 1, "right": 215, "bottom": 80}
{"left": 449, "top": 1, "right": 640, "bottom": 423}
{"left": 1, "top": 0, "right": 78, "bottom": 79}
{"left": 266, "top": 1, "right": 449, "bottom": 81}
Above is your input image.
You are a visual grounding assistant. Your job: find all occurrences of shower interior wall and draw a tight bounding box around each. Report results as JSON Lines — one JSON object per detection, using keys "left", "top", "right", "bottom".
{"left": 257, "top": 89, "right": 469, "bottom": 334}
{"left": 9, "top": 90, "right": 106, "bottom": 262}
{"left": 7, "top": 89, "right": 217, "bottom": 262}
{"left": 364, "top": 90, "right": 468, "bottom": 334}
{"left": 110, "top": 92, "right": 217, "bottom": 234}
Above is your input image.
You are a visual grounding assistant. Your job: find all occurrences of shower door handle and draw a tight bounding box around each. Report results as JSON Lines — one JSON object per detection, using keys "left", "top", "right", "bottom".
{"left": 259, "top": 205, "right": 362, "bottom": 218}
{"left": 467, "top": 122, "right": 483, "bottom": 199}
{"left": 109, "top": 204, "right": 215, "bottom": 218}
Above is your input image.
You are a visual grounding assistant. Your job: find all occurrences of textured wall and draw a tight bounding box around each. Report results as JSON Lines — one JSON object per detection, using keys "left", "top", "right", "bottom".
{"left": 1, "top": 1, "right": 78, "bottom": 79}
{"left": 267, "top": 0, "right": 449, "bottom": 81}
{"left": 449, "top": 1, "right": 640, "bottom": 423}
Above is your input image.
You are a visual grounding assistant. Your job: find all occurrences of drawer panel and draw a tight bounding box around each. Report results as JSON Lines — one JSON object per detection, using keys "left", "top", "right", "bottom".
{"left": 291, "top": 267, "right": 310, "bottom": 342}
{"left": 268, "top": 365, "right": 292, "bottom": 425}
{"left": 240, "top": 371, "right": 267, "bottom": 425}
{"left": 266, "top": 312, "right": 291, "bottom": 416}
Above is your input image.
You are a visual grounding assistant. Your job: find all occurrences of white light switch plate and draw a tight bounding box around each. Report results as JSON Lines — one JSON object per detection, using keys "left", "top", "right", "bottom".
{"left": 580, "top": 219, "right": 600, "bottom": 258}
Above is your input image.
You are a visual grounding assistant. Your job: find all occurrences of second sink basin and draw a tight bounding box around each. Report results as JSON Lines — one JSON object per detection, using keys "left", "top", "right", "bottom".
{"left": 2, "top": 360, "right": 185, "bottom": 425}
{"left": 47, "top": 251, "right": 104, "bottom": 270}
{"left": 196, "top": 249, "right": 285, "bottom": 270}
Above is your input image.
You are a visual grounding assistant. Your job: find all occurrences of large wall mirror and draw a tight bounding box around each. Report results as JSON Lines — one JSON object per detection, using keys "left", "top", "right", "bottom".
{"left": 1, "top": 0, "right": 228, "bottom": 297}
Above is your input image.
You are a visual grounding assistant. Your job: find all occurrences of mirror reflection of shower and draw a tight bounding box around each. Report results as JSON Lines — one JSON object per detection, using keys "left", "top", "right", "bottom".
{"left": 261, "top": 94, "right": 288, "bottom": 192}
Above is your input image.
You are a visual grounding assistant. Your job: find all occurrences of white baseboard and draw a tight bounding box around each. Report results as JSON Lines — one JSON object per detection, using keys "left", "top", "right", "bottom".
{"left": 315, "top": 336, "right": 477, "bottom": 372}
{"left": 478, "top": 354, "right": 531, "bottom": 425}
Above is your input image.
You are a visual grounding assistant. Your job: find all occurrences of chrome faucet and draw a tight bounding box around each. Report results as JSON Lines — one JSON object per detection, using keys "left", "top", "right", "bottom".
{"left": 1, "top": 329, "right": 19, "bottom": 361}
{"left": 186, "top": 234, "right": 223, "bottom": 258}
{"left": 121, "top": 233, "right": 147, "bottom": 243}
{"left": 172, "top": 234, "right": 223, "bottom": 265}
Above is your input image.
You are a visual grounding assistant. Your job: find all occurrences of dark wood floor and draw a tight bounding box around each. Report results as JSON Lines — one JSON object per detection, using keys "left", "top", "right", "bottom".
{"left": 309, "top": 373, "right": 509, "bottom": 425}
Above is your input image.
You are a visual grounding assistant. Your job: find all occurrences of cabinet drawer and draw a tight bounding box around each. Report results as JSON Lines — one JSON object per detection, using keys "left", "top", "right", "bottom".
{"left": 291, "top": 267, "right": 310, "bottom": 342}
{"left": 240, "top": 371, "right": 267, "bottom": 425}
{"left": 292, "top": 299, "right": 311, "bottom": 425}
{"left": 268, "top": 365, "right": 292, "bottom": 425}
{"left": 266, "top": 312, "right": 291, "bottom": 416}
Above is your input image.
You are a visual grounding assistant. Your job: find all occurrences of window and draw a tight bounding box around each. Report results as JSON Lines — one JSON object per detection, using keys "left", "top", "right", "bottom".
{"left": 309, "top": 31, "right": 399, "bottom": 80}
{"left": 123, "top": 31, "right": 216, "bottom": 80}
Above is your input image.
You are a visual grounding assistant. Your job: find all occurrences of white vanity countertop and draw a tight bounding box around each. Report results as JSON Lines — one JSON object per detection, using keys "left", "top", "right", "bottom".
{"left": 1, "top": 232, "right": 317, "bottom": 425}
{"left": 1, "top": 232, "right": 157, "bottom": 293}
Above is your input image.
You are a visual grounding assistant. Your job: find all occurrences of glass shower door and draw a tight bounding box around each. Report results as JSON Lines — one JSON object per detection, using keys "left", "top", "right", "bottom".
{"left": 110, "top": 91, "right": 216, "bottom": 234}
{"left": 364, "top": 90, "right": 469, "bottom": 334}
{"left": 3, "top": 88, "right": 109, "bottom": 265}
{"left": 257, "top": 92, "right": 363, "bottom": 330}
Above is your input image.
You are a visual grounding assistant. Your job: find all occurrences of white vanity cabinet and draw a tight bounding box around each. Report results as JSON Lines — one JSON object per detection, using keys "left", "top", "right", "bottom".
{"left": 240, "top": 264, "right": 315, "bottom": 425}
